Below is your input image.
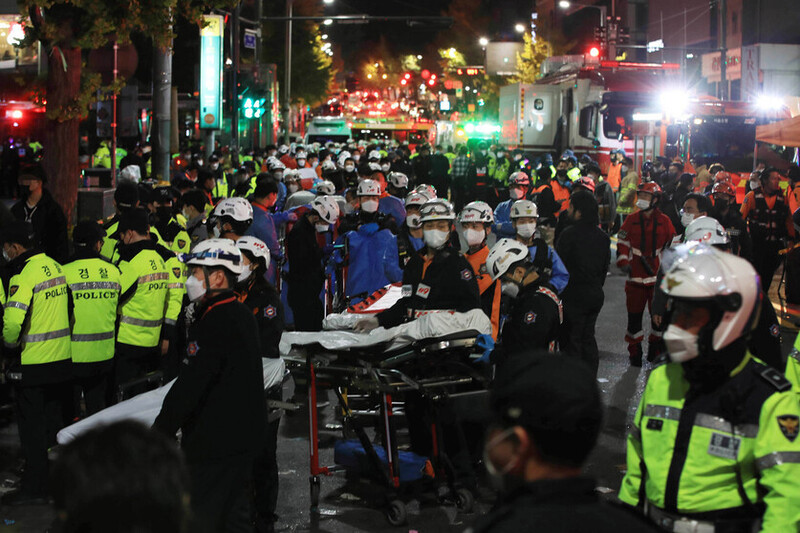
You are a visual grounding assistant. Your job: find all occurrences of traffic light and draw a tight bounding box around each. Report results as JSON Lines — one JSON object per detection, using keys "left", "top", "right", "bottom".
{"left": 588, "top": 46, "right": 600, "bottom": 58}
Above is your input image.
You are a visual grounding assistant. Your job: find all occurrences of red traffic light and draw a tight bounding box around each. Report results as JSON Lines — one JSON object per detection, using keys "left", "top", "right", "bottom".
{"left": 430, "top": 73, "right": 437, "bottom": 80}
{"left": 427, "top": 79, "right": 435, "bottom": 86}
{"left": 400, "top": 79, "right": 407, "bottom": 86}
{"left": 589, "top": 46, "right": 600, "bottom": 58}
{"left": 403, "top": 73, "right": 411, "bottom": 80}
{"left": 421, "top": 69, "right": 430, "bottom": 80}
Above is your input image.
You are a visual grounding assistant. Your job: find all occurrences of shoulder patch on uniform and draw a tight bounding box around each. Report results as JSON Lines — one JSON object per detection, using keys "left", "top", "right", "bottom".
{"left": 479, "top": 263, "right": 487, "bottom": 275}
{"left": 524, "top": 311, "right": 536, "bottom": 324}
{"left": 177, "top": 239, "right": 187, "bottom": 250}
{"left": 192, "top": 234, "right": 200, "bottom": 242}
{"left": 777, "top": 415, "right": 799, "bottom": 442}
{"left": 187, "top": 341, "right": 200, "bottom": 357}
{"left": 264, "top": 305, "right": 277, "bottom": 319}
{"left": 769, "top": 323, "right": 780, "bottom": 338}
{"left": 9, "top": 285, "right": 17, "bottom": 297}
{"left": 172, "top": 267, "right": 181, "bottom": 279}
{"left": 460, "top": 268, "right": 473, "bottom": 281}
{"left": 617, "top": 230, "right": 627, "bottom": 240}
{"left": 756, "top": 365, "right": 791, "bottom": 392}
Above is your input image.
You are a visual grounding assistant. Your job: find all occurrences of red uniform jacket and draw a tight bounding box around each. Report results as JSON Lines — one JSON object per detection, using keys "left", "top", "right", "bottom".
{"left": 616, "top": 209, "right": 675, "bottom": 285}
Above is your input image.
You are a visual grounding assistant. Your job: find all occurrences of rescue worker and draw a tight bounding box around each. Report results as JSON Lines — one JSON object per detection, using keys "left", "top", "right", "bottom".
{"left": 564, "top": 155, "right": 580, "bottom": 182}
{"left": 741, "top": 167, "right": 795, "bottom": 291}
{"left": 208, "top": 197, "right": 253, "bottom": 241}
{"left": 616, "top": 157, "right": 639, "bottom": 224}
{"left": 486, "top": 239, "right": 562, "bottom": 359}
{"left": 587, "top": 164, "right": 616, "bottom": 233}
{"left": 619, "top": 245, "right": 800, "bottom": 531}
{"left": 493, "top": 172, "right": 530, "bottom": 238}
{"left": 510, "top": 200, "right": 570, "bottom": 294}
{"left": 154, "top": 239, "right": 266, "bottom": 532}
{"left": 711, "top": 181, "right": 752, "bottom": 261}
{"left": 63, "top": 221, "right": 121, "bottom": 416}
{"left": 616, "top": 182, "right": 676, "bottom": 366}
{"left": 467, "top": 141, "right": 497, "bottom": 205}
{"left": 605, "top": 150, "right": 623, "bottom": 193}
{"left": 100, "top": 181, "right": 140, "bottom": 262}
{"left": 113, "top": 209, "right": 171, "bottom": 393}
{"left": 551, "top": 159, "right": 572, "bottom": 216}
{"left": 469, "top": 354, "right": 659, "bottom": 533}
{"left": 529, "top": 167, "right": 560, "bottom": 246}
{"left": 246, "top": 181, "right": 283, "bottom": 286}
{"left": 149, "top": 186, "right": 191, "bottom": 256}
{"left": 339, "top": 179, "right": 397, "bottom": 234}
{"left": 180, "top": 189, "right": 209, "bottom": 249}
{"left": 460, "top": 201, "right": 502, "bottom": 339}
{"left": 397, "top": 191, "right": 427, "bottom": 269}
{"left": 1, "top": 221, "right": 71, "bottom": 505}
{"left": 556, "top": 191, "right": 610, "bottom": 375}
{"left": 381, "top": 172, "right": 408, "bottom": 228}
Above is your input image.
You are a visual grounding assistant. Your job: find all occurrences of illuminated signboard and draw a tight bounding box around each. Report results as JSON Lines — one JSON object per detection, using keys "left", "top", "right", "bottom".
{"left": 200, "top": 15, "right": 223, "bottom": 130}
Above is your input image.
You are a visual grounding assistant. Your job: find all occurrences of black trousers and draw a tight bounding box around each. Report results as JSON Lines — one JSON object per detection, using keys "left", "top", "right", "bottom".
{"left": 72, "top": 371, "right": 110, "bottom": 417}
{"left": 561, "top": 301, "right": 603, "bottom": 375}
{"left": 112, "top": 343, "right": 158, "bottom": 402}
{"left": 15, "top": 381, "right": 71, "bottom": 496}
{"left": 288, "top": 283, "right": 323, "bottom": 332}
{"left": 189, "top": 454, "right": 254, "bottom": 533}
{"left": 253, "top": 388, "right": 281, "bottom": 524}
{"left": 752, "top": 242, "right": 783, "bottom": 292}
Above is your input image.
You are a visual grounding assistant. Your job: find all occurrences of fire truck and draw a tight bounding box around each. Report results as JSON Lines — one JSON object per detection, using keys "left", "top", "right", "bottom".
{"left": 499, "top": 56, "right": 680, "bottom": 172}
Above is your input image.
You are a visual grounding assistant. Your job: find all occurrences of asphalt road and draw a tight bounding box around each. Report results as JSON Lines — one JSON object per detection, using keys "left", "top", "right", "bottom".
{"left": 1, "top": 259, "right": 796, "bottom": 532}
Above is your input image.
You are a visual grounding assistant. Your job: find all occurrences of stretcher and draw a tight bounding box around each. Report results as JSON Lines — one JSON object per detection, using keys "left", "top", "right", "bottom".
{"left": 282, "top": 309, "right": 492, "bottom": 526}
{"left": 56, "top": 357, "right": 289, "bottom": 445}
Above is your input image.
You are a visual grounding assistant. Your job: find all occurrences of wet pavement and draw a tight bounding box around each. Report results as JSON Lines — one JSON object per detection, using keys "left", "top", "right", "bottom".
{"left": 0, "top": 260, "right": 796, "bottom": 532}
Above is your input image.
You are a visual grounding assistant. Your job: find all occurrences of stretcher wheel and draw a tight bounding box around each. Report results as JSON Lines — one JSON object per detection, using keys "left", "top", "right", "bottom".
{"left": 309, "top": 476, "right": 320, "bottom": 512}
{"left": 385, "top": 499, "right": 407, "bottom": 526}
{"left": 455, "top": 488, "right": 475, "bottom": 513}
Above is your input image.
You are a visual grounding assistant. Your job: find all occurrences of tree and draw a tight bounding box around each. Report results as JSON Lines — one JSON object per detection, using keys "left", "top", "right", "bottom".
{"left": 18, "top": 0, "right": 236, "bottom": 222}
{"left": 510, "top": 31, "right": 551, "bottom": 84}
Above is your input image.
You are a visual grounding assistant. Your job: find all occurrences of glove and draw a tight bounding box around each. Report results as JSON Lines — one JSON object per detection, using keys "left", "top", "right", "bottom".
{"left": 475, "top": 334, "right": 495, "bottom": 363}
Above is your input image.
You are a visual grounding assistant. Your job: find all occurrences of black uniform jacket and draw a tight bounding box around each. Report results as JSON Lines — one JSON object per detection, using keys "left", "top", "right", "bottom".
{"left": 377, "top": 245, "right": 481, "bottom": 329}
{"left": 496, "top": 281, "right": 561, "bottom": 359}
{"left": 154, "top": 291, "right": 266, "bottom": 463}
{"left": 237, "top": 276, "right": 284, "bottom": 358}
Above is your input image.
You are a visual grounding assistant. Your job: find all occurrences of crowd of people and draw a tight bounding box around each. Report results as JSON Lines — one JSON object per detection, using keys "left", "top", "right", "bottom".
{"left": 1, "top": 135, "right": 800, "bottom": 532}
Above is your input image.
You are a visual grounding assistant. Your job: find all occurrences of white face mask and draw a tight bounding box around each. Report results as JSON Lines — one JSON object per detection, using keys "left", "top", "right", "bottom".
{"left": 212, "top": 225, "right": 221, "bottom": 238}
{"left": 297, "top": 159, "right": 306, "bottom": 167}
{"left": 423, "top": 229, "right": 449, "bottom": 249}
{"left": 236, "top": 266, "right": 253, "bottom": 283}
{"left": 680, "top": 211, "right": 695, "bottom": 228}
{"left": 501, "top": 281, "right": 520, "bottom": 299}
{"left": 483, "top": 427, "right": 519, "bottom": 491}
{"left": 516, "top": 222, "right": 537, "bottom": 239}
{"left": 664, "top": 324, "right": 700, "bottom": 363}
{"left": 464, "top": 228, "right": 485, "bottom": 247}
{"left": 210, "top": 163, "right": 219, "bottom": 170}
{"left": 2, "top": 248, "right": 11, "bottom": 262}
{"left": 750, "top": 180, "right": 760, "bottom": 190}
{"left": 185, "top": 274, "right": 206, "bottom": 302}
{"left": 182, "top": 208, "right": 192, "bottom": 220}
{"left": 352, "top": 154, "right": 361, "bottom": 162}
{"left": 288, "top": 184, "right": 299, "bottom": 194}
{"left": 315, "top": 223, "right": 329, "bottom": 233}
{"left": 381, "top": 164, "right": 390, "bottom": 172}
{"left": 509, "top": 188, "right": 524, "bottom": 200}
{"left": 311, "top": 161, "right": 319, "bottom": 169}
{"left": 636, "top": 198, "right": 652, "bottom": 210}
{"left": 361, "top": 199, "right": 379, "bottom": 213}
{"left": 344, "top": 165, "right": 355, "bottom": 173}
{"left": 406, "top": 214, "right": 421, "bottom": 229}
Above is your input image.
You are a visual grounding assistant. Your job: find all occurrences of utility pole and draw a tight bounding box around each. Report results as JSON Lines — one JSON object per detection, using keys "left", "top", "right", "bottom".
{"left": 282, "top": 0, "right": 293, "bottom": 144}
{"left": 719, "top": 0, "right": 728, "bottom": 100}
{"left": 152, "top": 37, "right": 172, "bottom": 182}
{"left": 231, "top": 3, "right": 241, "bottom": 149}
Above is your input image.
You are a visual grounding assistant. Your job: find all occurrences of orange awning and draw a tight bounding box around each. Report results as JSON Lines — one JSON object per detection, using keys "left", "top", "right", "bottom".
{"left": 756, "top": 115, "right": 800, "bottom": 148}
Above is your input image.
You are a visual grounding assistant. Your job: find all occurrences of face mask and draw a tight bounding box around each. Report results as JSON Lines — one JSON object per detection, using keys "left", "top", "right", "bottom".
{"left": 344, "top": 203, "right": 355, "bottom": 215}
{"left": 500, "top": 281, "right": 520, "bottom": 299}
{"left": 680, "top": 211, "right": 695, "bottom": 228}
{"left": 483, "top": 427, "right": 520, "bottom": 492}
{"left": 636, "top": 199, "right": 652, "bottom": 210}
{"left": 516, "top": 222, "right": 537, "bottom": 239}
{"left": 621, "top": 165, "right": 629, "bottom": 174}
{"left": 406, "top": 214, "right": 421, "bottom": 229}
{"left": 182, "top": 208, "right": 192, "bottom": 220}
{"left": 212, "top": 225, "right": 221, "bottom": 238}
{"left": 297, "top": 159, "right": 306, "bottom": 167}
{"left": 274, "top": 172, "right": 284, "bottom": 181}
{"left": 381, "top": 164, "right": 390, "bottom": 172}
{"left": 2, "top": 248, "right": 11, "bottom": 262}
{"left": 185, "top": 275, "right": 206, "bottom": 302}
{"left": 311, "top": 161, "right": 319, "bottom": 169}
{"left": 556, "top": 169, "right": 568, "bottom": 178}
{"left": 664, "top": 324, "right": 700, "bottom": 363}
{"left": 464, "top": 228, "right": 485, "bottom": 247}
{"left": 315, "top": 223, "right": 329, "bottom": 233}
{"left": 423, "top": 229, "right": 449, "bottom": 250}
{"left": 361, "top": 199, "right": 379, "bottom": 213}
{"left": 288, "top": 184, "right": 299, "bottom": 194}
{"left": 750, "top": 180, "right": 759, "bottom": 190}
{"left": 237, "top": 267, "right": 253, "bottom": 284}
{"left": 156, "top": 206, "right": 172, "bottom": 221}
{"left": 509, "top": 188, "right": 524, "bottom": 200}
{"left": 352, "top": 155, "right": 360, "bottom": 162}
{"left": 345, "top": 165, "right": 355, "bottom": 173}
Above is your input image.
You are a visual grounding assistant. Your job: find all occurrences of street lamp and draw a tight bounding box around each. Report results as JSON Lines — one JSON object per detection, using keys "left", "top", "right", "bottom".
{"left": 323, "top": 18, "right": 333, "bottom": 25}
{"left": 478, "top": 37, "right": 489, "bottom": 47}
{"left": 514, "top": 23, "right": 525, "bottom": 33}
{"left": 558, "top": 0, "right": 570, "bottom": 8}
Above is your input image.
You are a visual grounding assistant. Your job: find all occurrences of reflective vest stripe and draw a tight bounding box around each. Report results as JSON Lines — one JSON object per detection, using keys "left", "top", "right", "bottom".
{"left": 693, "top": 413, "right": 759, "bottom": 438}
{"left": 23, "top": 328, "right": 71, "bottom": 343}
{"left": 644, "top": 404, "right": 682, "bottom": 421}
{"left": 32, "top": 276, "right": 66, "bottom": 293}
{"left": 791, "top": 349, "right": 800, "bottom": 363}
{"left": 166, "top": 283, "right": 184, "bottom": 289}
{"left": 5, "top": 301, "right": 29, "bottom": 312}
{"left": 164, "top": 318, "right": 177, "bottom": 326}
{"left": 120, "top": 316, "right": 163, "bottom": 328}
{"left": 755, "top": 451, "right": 800, "bottom": 472}
{"left": 69, "top": 282, "right": 122, "bottom": 291}
{"left": 72, "top": 331, "right": 115, "bottom": 342}
{"left": 630, "top": 276, "right": 658, "bottom": 284}
{"left": 137, "top": 273, "right": 169, "bottom": 284}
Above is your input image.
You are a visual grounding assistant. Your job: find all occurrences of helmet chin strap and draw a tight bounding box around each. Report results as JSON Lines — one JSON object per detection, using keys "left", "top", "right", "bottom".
{"left": 201, "top": 266, "right": 227, "bottom": 297}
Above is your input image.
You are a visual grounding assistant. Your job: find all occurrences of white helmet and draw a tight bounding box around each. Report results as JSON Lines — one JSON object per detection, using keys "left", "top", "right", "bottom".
{"left": 283, "top": 169, "right": 299, "bottom": 182}
{"left": 368, "top": 162, "right": 382, "bottom": 172}
{"left": 315, "top": 180, "right": 336, "bottom": 195}
{"left": 368, "top": 149, "right": 382, "bottom": 161}
{"left": 414, "top": 184, "right": 437, "bottom": 200}
{"left": 295, "top": 151, "right": 307, "bottom": 160}
{"left": 312, "top": 195, "right": 340, "bottom": 224}
{"left": 661, "top": 244, "right": 760, "bottom": 354}
{"left": 684, "top": 216, "right": 730, "bottom": 246}
{"left": 278, "top": 144, "right": 290, "bottom": 154}
{"left": 267, "top": 158, "right": 286, "bottom": 171}
{"left": 405, "top": 191, "right": 427, "bottom": 207}
{"left": 419, "top": 199, "right": 456, "bottom": 223}
{"left": 235, "top": 236, "right": 271, "bottom": 271}
{"left": 510, "top": 199, "right": 539, "bottom": 219}
{"left": 321, "top": 159, "right": 336, "bottom": 171}
{"left": 357, "top": 179, "right": 381, "bottom": 197}
{"left": 459, "top": 201, "right": 494, "bottom": 224}
{"left": 486, "top": 239, "right": 529, "bottom": 280}
{"left": 388, "top": 172, "right": 409, "bottom": 189}
{"left": 213, "top": 197, "right": 254, "bottom": 223}
{"left": 337, "top": 151, "right": 352, "bottom": 167}
{"left": 182, "top": 238, "right": 244, "bottom": 275}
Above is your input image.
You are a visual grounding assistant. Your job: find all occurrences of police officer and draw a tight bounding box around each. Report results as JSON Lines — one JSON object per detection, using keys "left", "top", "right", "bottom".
{"left": 114, "top": 209, "right": 171, "bottom": 395}
{"left": 510, "top": 200, "right": 570, "bottom": 294}
{"left": 180, "top": 189, "right": 209, "bottom": 249}
{"left": 486, "top": 239, "right": 562, "bottom": 360}
{"left": 1, "top": 221, "right": 71, "bottom": 505}
{"left": 154, "top": 239, "right": 266, "bottom": 532}
{"left": 100, "top": 180, "right": 140, "bottom": 262}
{"left": 149, "top": 186, "right": 191, "bottom": 256}
{"left": 620, "top": 245, "right": 800, "bottom": 531}
{"left": 63, "top": 221, "right": 121, "bottom": 416}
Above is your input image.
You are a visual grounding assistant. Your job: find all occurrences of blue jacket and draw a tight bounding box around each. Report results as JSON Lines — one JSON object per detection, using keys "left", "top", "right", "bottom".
{"left": 528, "top": 244, "right": 570, "bottom": 294}
{"left": 493, "top": 199, "right": 516, "bottom": 238}
{"left": 246, "top": 203, "right": 282, "bottom": 285}
{"left": 275, "top": 181, "right": 288, "bottom": 212}
{"left": 328, "top": 223, "right": 403, "bottom": 304}
{"left": 379, "top": 195, "right": 406, "bottom": 229}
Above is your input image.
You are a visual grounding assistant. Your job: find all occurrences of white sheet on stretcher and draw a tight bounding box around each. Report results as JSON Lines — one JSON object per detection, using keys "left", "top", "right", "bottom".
{"left": 56, "top": 357, "right": 286, "bottom": 446}
{"left": 281, "top": 309, "right": 491, "bottom": 355}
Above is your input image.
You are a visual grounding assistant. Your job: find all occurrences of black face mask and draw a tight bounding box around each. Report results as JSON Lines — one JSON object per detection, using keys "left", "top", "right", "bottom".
{"left": 715, "top": 198, "right": 729, "bottom": 211}
{"left": 155, "top": 206, "right": 172, "bottom": 223}
{"left": 556, "top": 169, "right": 568, "bottom": 178}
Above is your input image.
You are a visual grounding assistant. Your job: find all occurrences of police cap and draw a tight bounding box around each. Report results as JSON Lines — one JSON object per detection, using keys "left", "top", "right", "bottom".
{"left": 0, "top": 220, "right": 34, "bottom": 248}
{"left": 73, "top": 220, "right": 106, "bottom": 247}
{"left": 117, "top": 208, "right": 150, "bottom": 235}
{"left": 114, "top": 180, "right": 139, "bottom": 210}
